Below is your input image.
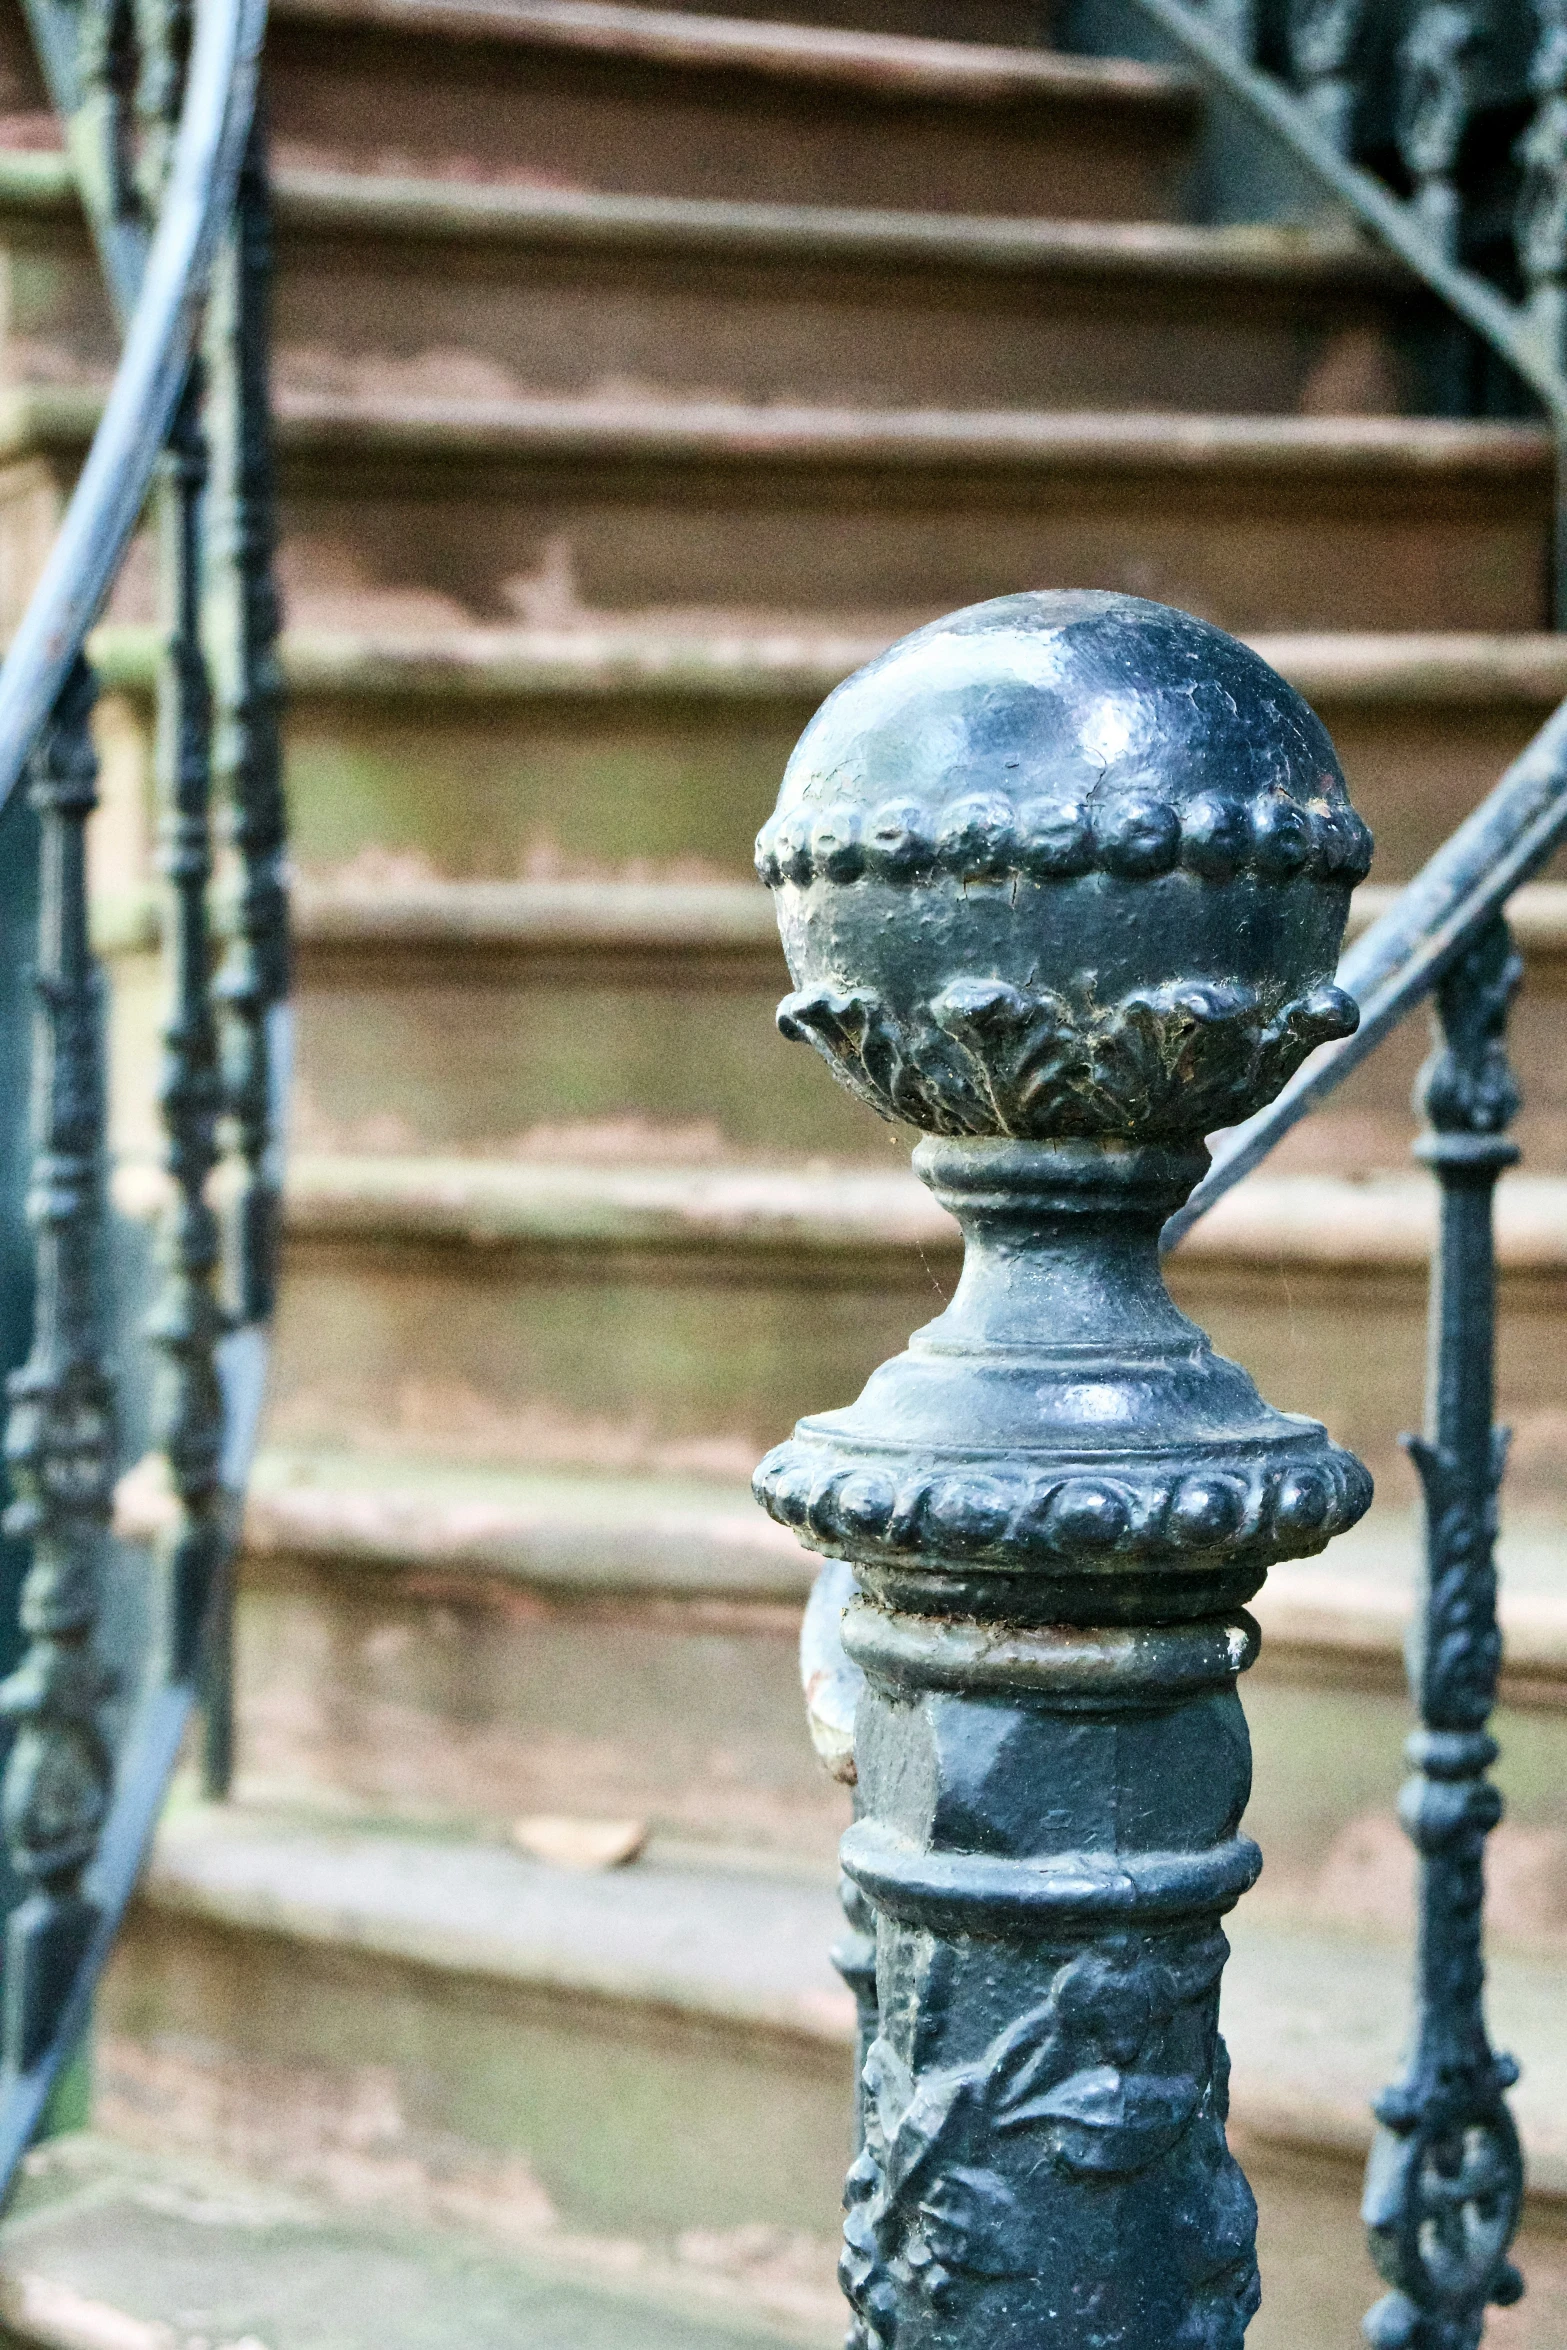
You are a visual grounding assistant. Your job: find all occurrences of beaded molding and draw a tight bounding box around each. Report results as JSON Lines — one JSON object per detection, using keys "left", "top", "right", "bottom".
{"left": 757, "top": 784, "right": 1372, "bottom": 892}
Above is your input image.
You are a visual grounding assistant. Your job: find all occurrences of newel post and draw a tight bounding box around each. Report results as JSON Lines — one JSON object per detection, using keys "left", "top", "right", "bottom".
{"left": 752, "top": 592, "right": 1376, "bottom": 2349}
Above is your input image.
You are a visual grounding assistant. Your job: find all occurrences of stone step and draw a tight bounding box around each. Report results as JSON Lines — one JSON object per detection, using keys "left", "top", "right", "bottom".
{"left": 108, "top": 1155, "right": 1567, "bottom": 1508}
{"left": 86, "top": 625, "right": 1567, "bottom": 894}
{"left": 111, "top": 1443, "right": 1567, "bottom": 1930}
{"left": 603, "top": 0, "right": 1047, "bottom": 33}
{"left": 4, "top": 392, "right": 1549, "bottom": 638}
{"left": 0, "top": 151, "right": 1418, "bottom": 417}
{"left": 0, "top": 0, "right": 1195, "bottom": 217}
{"left": 0, "top": 2134, "right": 810, "bottom": 2350}
{"left": 88, "top": 1804, "right": 1567, "bottom": 2348}
{"left": 256, "top": 0, "right": 1201, "bottom": 215}
{"left": 97, "top": 877, "right": 1567, "bottom": 1169}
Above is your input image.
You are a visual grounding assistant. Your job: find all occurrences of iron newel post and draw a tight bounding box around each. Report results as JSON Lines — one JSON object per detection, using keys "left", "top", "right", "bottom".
{"left": 752, "top": 592, "right": 1377, "bottom": 2350}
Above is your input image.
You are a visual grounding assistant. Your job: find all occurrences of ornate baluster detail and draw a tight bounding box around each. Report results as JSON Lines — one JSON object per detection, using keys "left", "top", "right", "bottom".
{"left": 1362, "top": 915, "right": 1525, "bottom": 2350}
{"left": 132, "top": 0, "right": 188, "bottom": 214}
{"left": 754, "top": 592, "right": 1375, "bottom": 2350}
{"left": 0, "top": 657, "right": 115, "bottom": 2076}
{"left": 209, "top": 118, "right": 288, "bottom": 1333}
{"left": 72, "top": 0, "right": 142, "bottom": 226}
{"left": 1397, "top": 2, "right": 1486, "bottom": 261}
{"left": 148, "top": 367, "right": 229, "bottom": 1692}
{"left": 1516, "top": 0, "right": 1567, "bottom": 378}
{"left": 1287, "top": 0, "right": 1368, "bottom": 152}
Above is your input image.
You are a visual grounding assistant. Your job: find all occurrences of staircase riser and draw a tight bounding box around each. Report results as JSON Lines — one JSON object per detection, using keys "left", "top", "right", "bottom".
{"left": 96, "top": 681, "right": 1559, "bottom": 890}
{"left": 95, "top": 1918, "right": 1567, "bottom": 2350}
{"left": 105, "top": 943, "right": 1567, "bottom": 1169}
{"left": 18, "top": 438, "right": 1545, "bottom": 639}
{"left": 224, "top": 1550, "right": 1567, "bottom": 1946}
{"left": 271, "top": 447, "right": 1551, "bottom": 636}
{"left": 5, "top": 210, "right": 1418, "bottom": 417}
{"left": 240, "top": 1237, "right": 1567, "bottom": 1503}
{"left": 258, "top": 27, "right": 1195, "bottom": 217}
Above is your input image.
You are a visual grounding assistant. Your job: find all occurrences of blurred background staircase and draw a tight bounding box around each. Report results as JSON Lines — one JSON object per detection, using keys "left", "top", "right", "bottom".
{"left": 0, "top": 0, "right": 1565, "bottom": 2342}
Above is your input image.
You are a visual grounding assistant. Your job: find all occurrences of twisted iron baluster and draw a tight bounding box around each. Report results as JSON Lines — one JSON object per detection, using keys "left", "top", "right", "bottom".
{"left": 1363, "top": 915, "right": 1526, "bottom": 2350}
{"left": 0, "top": 658, "right": 115, "bottom": 2077}
{"left": 1396, "top": 3, "right": 1485, "bottom": 262}
{"left": 210, "top": 117, "right": 287, "bottom": 1335}
{"left": 1517, "top": 1, "right": 1567, "bottom": 377}
{"left": 1287, "top": 0, "right": 1368, "bottom": 152}
{"left": 148, "top": 368, "right": 230, "bottom": 1703}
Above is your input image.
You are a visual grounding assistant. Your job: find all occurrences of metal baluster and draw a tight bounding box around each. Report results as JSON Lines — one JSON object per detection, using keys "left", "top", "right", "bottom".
{"left": 0, "top": 657, "right": 114, "bottom": 2077}
{"left": 148, "top": 368, "right": 229, "bottom": 1700}
{"left": 1517, "top": 1, "right": 1567, "bottom": 379}
{"left": 132, "top": 0, "right": 188, "bottom": 215}
{"left": 754, "top": 594, "right": 1374, "bottom": 2350}
{"left": 209, "top": 116, "right": 287, "bottom": 1337}
{"left": 1207, "top": 0, "right": 1258, "bottom": 65}
{"left": 72, "top": 0, "right": 141, "bottom": 225}
{"left": 199, "top": 118, "right": 285, "bottom": 1797}
{"left": 1397, "top": 2, "right": 1485, "bottom": 262}
{"left": 1363, "top": 914, "right": 1526, "bottom": 2350}
{"left": 1287, "top": 0, "right": 1368, "bottom": 152}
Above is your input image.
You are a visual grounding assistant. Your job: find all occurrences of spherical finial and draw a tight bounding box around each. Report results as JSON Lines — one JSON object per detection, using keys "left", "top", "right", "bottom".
{"left": 757, "top": 591, "right": 1368, "bottom": 1146}
{"left": 753, "top": 593, "right": 1374, "bottom": 1617}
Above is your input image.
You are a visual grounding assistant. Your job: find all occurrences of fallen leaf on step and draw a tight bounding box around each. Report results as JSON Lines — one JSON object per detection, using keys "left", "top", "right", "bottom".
{"left": 512, "top": 1815, "right": 648, "bottom": 1871}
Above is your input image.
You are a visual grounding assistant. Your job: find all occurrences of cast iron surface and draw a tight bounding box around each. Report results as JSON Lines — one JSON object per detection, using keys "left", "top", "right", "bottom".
{"left": 757, "top": 592, "right": 1374, "bottom": 2349}
{"left": 0, "top": 660, "right": 116, "bottom": 2080}
{"left": 0, "top": 0, "right": 283, "bottom": 2194}
{"left": 1362, "top": 916, "right": 1527, "bottom": 2350}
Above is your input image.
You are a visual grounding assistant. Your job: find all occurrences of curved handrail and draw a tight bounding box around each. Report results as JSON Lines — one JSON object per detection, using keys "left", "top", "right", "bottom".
{"left": 1165, "top": 686, "right": 1567, "bottom": 1247}
{"left": 0, "top": 0, "right": 267, "bottom": 830}
{"left": 1121, "top": 0, "right": 1567, "bottom": 427}
{"left": 0, "top": 0, "right": 270, "bottom": 2191}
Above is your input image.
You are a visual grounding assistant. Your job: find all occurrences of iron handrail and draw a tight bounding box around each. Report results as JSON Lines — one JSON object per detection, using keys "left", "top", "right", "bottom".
{"left": 1122, "top": 0, "right": 1567, "bottom": 429}
{"left": 0, "top": 0, "right": 267, "bottom": 832}
{"left": 0, "top": 0, "right": 270, "bottom": 2192}
{"left": 1165, "top": 684, "right": 1567, "bottom": 1245}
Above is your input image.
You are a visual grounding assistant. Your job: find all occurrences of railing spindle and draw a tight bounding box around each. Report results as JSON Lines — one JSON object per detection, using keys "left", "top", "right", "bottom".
{"left": 1518, "top": 1, "right": 1567, "bottom": 378}
{"left": 1287, "top": 0, "right": 1367, "bottom": 153}
{"left": 0, "top": 657, "right": 114, "bottom": 2078}
{"left": 1396, "top": 3, "right": 1485, "bottom": 264}
{"left": 147, "top": 368, "right": 229, "bottom": 1694}
{"left": 210, "top": 117, "right": 287, "bottom": 1336}
{"left": 1363, "top": 914, "right": 1526, "bottom": 2350}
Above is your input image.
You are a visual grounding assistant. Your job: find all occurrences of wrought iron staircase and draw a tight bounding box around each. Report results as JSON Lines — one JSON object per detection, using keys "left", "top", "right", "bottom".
{"left": 0, "top": 2, "right": 1562, "bottom": 2348}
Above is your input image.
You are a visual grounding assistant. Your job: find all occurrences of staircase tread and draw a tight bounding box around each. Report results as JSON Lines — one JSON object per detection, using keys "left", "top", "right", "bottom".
{"left": 114, "top": 1445, "right": 1567, "bottom": 1685}
{"left": 107, "top": 1154, "right": 1567, "bottom": 1273}
{"left": 265, "top": 0, "right": 1200, "bottom": 108}
{"left": 132, "top": 1805, "right": 1567, "bottom": 2194}
{"left": 0, "top": 145, "right": 1399, "bottom": 285}
{"left": 118, "top": 1445, "right": 817, "bottom": 1602}
{"left": 0, "top": 2136, "right": 801, "bottom": 2350}
{"left": 266, "top": 394, "right": 1561, "bottom": 474}
{"left": 142, "top": 1805, "right": 855, "bottom": 2040}
{"left": 86, "top": 624, "right": 1567, "bottom": 710}
{"left": 269, "top": 173, "right": 1401, "bottom": 282}
{"left": 91, "top": 875, "right": 1567, "bottom": 964}
{"left": 11, "top": 383, "right": 1549, "bottom": 472}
